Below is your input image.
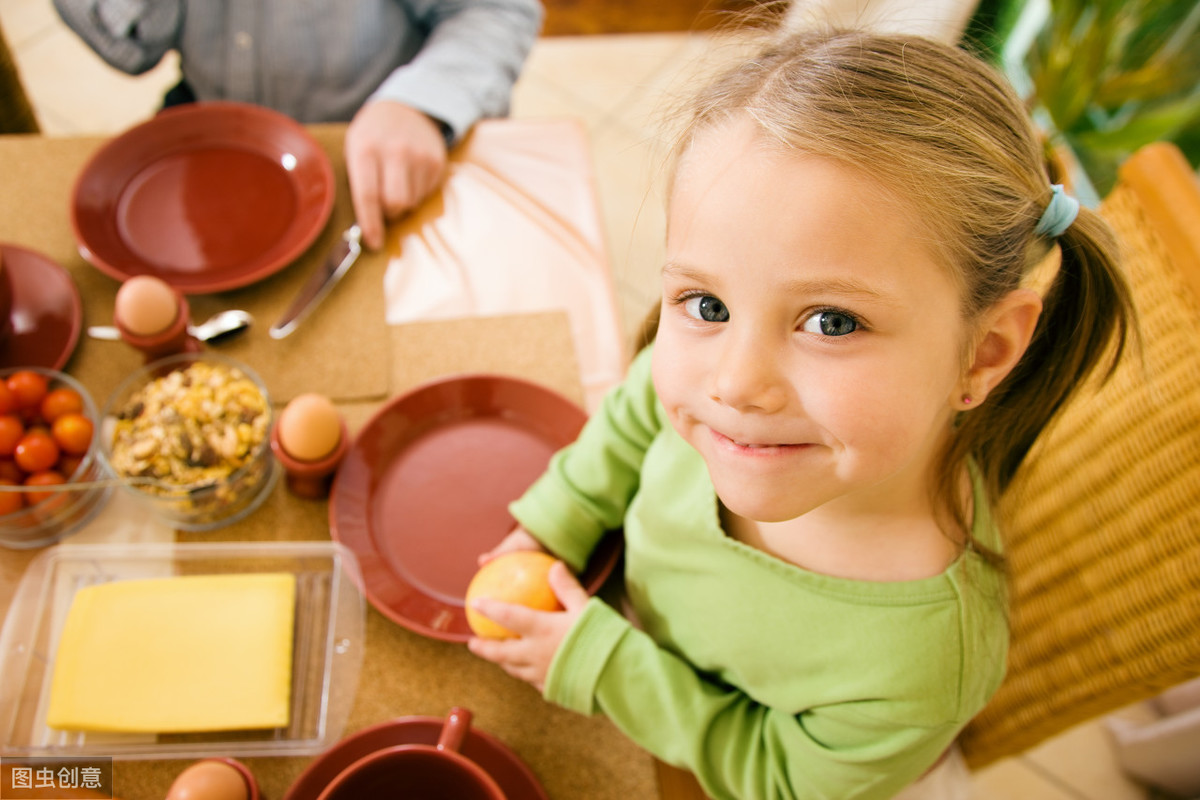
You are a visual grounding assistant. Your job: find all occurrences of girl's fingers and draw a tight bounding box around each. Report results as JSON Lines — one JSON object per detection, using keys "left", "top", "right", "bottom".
{"left": 477, "top": 528, "right": 544, "bottom": 566}
{"left": 466, "top": 634, "right": 506, "bottom": 661}
{"left": 548, "top": 561, "right": 590, "bottom": 611}
{"left": 467, "top": 637, "right": 546, "bottom": 692}
{"left": 470, "top": 597, "right": 533, "bottom": 637}
{"left": 466, "top": 623, "right": 534, "bottom": 671}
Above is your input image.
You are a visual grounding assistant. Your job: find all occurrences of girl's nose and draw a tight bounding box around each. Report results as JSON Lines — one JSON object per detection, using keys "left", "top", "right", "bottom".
{"left": 708, "top": 337, "right": 787, "bottom": 413}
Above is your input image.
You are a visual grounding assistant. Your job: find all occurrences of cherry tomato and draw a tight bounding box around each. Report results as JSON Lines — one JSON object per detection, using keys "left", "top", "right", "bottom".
{"left": 0, "top": 414, "right": 24, "bottom": 457}
{"left": 6, "top": 371, "right": 49, "bottom": 416}
{"left": 57, "top": 453, "right": 84, "bottom": 480}
{"left": 0, "top": 382, "right": 17, "bottom": 416}
{"left": 0, "top": 479, "right": 24, "bottom": 516}
{"left": 14, "top": 429, "right": 59, "bottom": 474}
{"left": 23, "top": 470, "right": 65, "bottom": 507}
{"left": 41, "top": 387, "right": 84, "bottom": 423}
{"left": 0, "top": 459, "right": 24, "bottom": 483}
{"left": 51, "top": 413, "right": 94, "bottom": 456}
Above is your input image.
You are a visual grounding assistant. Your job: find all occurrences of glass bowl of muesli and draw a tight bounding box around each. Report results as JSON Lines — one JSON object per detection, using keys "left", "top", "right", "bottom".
{"left": 99, "top": 352, "right": 278, "bottom": 530}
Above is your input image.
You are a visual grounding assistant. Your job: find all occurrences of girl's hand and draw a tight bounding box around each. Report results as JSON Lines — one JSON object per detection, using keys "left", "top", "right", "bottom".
{"left": 477, "top": 527, "right": 547, "bottom": 566}
{"left": 466, "top": 561, "right": 589, "bottom": 692}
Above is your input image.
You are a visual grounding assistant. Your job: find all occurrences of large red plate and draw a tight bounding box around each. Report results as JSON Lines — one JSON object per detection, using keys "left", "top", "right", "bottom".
{"left": 71, "top": 102, "right": 334, "bottom": 294}
{"left": 329, "top": 375, "right": 621, "bottom": 642}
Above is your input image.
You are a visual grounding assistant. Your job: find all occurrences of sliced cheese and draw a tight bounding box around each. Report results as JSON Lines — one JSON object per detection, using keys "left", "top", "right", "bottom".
{"left": 46, "top": 572, "right": 296, "bottom": 733}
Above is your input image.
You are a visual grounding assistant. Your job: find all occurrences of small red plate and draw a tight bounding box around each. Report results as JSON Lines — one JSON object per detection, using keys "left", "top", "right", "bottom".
{"left": 282, "top": 716, "right": 549, "bottom": 800}
{"left": 329, "top": 375, "right": 620, "bottom": 642}
{"left": 0, "top": 243, "right": 82, "bottom": 370}
{"left": 71, "top": 102, "right": 334, "bottom": 294}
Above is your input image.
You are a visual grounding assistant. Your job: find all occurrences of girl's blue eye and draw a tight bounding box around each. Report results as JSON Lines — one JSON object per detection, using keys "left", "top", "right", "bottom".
{"left": 684, "top": 295, "right": 730, "bottom": 322}
{"left": 802, "top": 310, "right": 858, "bottom": 336}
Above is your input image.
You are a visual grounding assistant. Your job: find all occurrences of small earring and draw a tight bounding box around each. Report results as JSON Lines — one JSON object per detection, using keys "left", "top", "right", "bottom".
{"left": 961, "top": 394, "right": 974, "bottom": 406}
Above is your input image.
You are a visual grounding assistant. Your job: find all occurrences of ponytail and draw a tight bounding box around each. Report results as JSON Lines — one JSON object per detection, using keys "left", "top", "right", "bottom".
{"left": 939, "top": 206, "right": 1135, "bottom": 548}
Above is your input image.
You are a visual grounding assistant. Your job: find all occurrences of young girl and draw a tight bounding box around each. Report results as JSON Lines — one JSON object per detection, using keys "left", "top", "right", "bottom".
{"left": 468, "top": 28, "right": 1133, "bottom": 799}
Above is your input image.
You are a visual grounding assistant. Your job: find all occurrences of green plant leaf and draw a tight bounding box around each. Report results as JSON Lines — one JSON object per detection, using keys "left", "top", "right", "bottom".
{"left": 1070, "top": 96, "right": 1200, "bottom": 150}
{"left": 1017, "top": 0, "right": 1200, "bottom": 189}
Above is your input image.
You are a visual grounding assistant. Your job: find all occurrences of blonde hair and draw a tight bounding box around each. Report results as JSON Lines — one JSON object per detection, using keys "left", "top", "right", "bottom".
{"left": 650, "top": 28, "right": 1135, "bottom": 550}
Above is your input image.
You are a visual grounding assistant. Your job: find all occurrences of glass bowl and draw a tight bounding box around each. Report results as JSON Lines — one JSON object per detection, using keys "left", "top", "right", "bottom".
{"left": 0, "top": 540, "right": 365, "bottom": 758}
{"left": 98, "top": 352, "right": 278, "bottom": 531}
{"left": 0, "top": 368, "right": 111, "bottom": 549}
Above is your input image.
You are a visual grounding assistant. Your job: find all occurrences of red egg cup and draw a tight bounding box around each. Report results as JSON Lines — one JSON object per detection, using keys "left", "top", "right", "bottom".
{"left": 113, "top": 285, "right": 202, "bottom": 362}
{"left": 270, "top": 418, "right": 350, "bottom": 500}
{"left": 202, "top": 757, "right": 260, "bottom": 800}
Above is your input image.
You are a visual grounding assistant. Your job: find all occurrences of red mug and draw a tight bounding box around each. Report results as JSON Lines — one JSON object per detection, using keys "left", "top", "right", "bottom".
{"left": 316, "top": 707, "right": 505, "bottom": 800}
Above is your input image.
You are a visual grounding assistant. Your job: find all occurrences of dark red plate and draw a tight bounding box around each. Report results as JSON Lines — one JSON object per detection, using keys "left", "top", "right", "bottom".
{"left": 71, "top": 102, "right": 334, "bottom": 294}
{"left": 282, "top": 716, "right": 549, "bottom": 800}
{"left": 329, "top": 374, "right": 620, "bottom": 642}
{"left": 0, "top": 243, "right": 82, "bottom": 370}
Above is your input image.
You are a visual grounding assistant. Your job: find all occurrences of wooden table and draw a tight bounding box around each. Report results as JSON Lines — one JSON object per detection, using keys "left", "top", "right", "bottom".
{"left": 0, "top": 120, "right": 708, "bottom": 800}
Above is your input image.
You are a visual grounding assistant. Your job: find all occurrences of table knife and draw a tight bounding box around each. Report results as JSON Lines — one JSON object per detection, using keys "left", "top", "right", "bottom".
{"left": 269, "top": 224, "right": 362, "bottom": 339}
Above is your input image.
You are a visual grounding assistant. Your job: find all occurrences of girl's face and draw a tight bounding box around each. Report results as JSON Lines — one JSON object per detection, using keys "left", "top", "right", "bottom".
{"left": 652, "top": 117, "right": 969, "bottom": 525}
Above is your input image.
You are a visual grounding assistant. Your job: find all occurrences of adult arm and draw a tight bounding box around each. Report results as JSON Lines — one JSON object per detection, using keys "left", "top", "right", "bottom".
{"left": 53, "top": 0, "right": 181, "bottom": 74}
{"left": 372, "top": 0, "right": 542, "bottom": 142}
{"left": 347, "top": 0, "right": 542, "bottom": 248}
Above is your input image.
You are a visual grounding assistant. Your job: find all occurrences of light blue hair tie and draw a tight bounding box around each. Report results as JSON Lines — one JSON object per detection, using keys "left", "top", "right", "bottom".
{"left": 1035, "top": 184, "right": 1080, "bottom": 237}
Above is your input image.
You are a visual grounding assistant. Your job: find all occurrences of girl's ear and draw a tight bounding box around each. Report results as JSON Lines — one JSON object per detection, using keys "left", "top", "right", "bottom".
{"left": 956, "top": 288, "right": 1043, "bottom": 409}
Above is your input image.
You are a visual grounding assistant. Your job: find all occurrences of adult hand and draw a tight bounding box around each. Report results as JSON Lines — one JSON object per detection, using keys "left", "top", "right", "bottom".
{"left": 467, "top": 561, "right": 589, "bottom": 692}
{"left": 344, "top": 100, "right": 449, "bottom": 250}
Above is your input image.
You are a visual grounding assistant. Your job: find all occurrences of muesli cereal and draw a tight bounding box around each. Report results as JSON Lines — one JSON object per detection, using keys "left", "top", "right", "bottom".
{"left": 107, "top": 361, "right": 269, "bottom": 500}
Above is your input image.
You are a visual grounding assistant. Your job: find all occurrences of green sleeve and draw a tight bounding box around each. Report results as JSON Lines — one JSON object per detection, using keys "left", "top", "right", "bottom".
{"left": 546, "top": 600, "right": 960, "bottom": 800}
{"left": 509, "top": 348, "right": 662, "bottom": 572}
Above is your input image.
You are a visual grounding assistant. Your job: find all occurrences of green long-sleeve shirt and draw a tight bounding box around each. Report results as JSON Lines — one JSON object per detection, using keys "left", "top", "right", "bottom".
{"left": 510, "top": 347, "right": 1008, "bottom": 800}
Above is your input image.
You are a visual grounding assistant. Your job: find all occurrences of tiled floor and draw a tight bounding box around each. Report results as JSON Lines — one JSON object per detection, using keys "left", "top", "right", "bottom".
{"left": 0, "top": 2, "right": 1169, "bottom": 798}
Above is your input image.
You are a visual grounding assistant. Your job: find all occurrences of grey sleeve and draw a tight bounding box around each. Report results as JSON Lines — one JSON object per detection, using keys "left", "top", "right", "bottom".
{"left": 368, "top": 0, "right": 543, "bottom": 143}
{"left": 53, "top": 0, "right": 182, "bottom": 75}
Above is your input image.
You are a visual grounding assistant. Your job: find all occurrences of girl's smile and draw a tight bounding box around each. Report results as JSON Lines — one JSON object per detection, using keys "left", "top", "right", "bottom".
{"left": 706, "top": 425, "right": 818, "bottom": 455}
{"left": 710, "top": 430, "right": 812, "bottom": 452}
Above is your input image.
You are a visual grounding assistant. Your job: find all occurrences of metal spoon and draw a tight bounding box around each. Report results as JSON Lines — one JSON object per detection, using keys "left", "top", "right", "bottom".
{"left": 87, "top": 309, "right": 254, "bottom": 344}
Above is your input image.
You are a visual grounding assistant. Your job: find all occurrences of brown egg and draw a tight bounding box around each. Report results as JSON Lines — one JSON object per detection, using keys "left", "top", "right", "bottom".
{"left": 165, "top": 760, "right": 248, "bottom": 800}
{"left": 276, "top": 393, "right": 342, "bottom": 461}
{"left": 115, "top": 275, "right": 179, "bottom": 336}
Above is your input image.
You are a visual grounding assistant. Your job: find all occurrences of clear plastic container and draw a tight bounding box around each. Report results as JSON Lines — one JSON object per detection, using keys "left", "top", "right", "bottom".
{"left": 98, "top": 352, "right": 278, "bottom": 531}
{"left": 0, "top": 367, "right": 111, "bottom": 549}
{"left": 0, "top": 540, "right": 365, "bottom": 759}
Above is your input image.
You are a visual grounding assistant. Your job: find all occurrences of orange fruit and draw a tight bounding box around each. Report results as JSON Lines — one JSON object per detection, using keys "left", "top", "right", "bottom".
{"left": 465, "top": 551, "right": 563, "bottom": 639}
